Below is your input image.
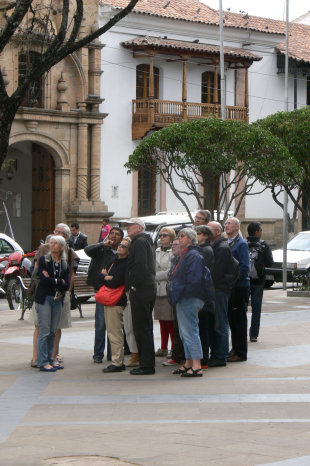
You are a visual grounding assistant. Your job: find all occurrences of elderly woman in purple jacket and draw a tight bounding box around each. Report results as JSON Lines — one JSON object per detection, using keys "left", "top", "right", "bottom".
{"left": 171, "top": 228, "right": 211, "bottom": 378}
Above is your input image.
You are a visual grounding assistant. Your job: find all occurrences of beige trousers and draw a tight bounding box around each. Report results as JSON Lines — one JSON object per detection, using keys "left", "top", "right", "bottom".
{"left": 104, "top": 305, "right": 125, "bottom": 367}
{"left": 123, "top": 302, "right": 138, "bottom": 353}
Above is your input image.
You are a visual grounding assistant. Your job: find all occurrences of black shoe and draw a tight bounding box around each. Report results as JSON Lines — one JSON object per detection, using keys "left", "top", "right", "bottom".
{"left": 102, "top": 364, "right": 126, "bottom": 373}
{"left": 208, "top": 358, "right": 227, "bottom": 367}
{"left": 130, "top": 367, "right": 155, "bottom": 375}
{"left": 93, "top": 357, "right": 103, "bottom": 363}
{"left": 250, "top": 336, "right": 258, "bottom": 342}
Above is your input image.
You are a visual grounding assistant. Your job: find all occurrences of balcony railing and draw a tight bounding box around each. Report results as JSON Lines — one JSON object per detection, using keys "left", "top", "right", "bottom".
{"left": 132, "top": 99, "right": 248, "bottom": 139}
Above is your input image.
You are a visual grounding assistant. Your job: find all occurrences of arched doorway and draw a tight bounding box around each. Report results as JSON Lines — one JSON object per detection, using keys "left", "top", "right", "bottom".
{"left": 32, "top": 144, "right": 55, "bottom": 249}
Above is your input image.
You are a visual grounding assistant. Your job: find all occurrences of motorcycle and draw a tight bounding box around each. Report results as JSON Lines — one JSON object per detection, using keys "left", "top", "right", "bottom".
{"left": 0, "top": 250, "right": 36, "bottom": 310}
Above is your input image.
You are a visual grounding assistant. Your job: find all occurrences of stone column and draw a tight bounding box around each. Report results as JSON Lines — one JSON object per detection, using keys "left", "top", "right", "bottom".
{"left": 77, "top": 122, "right": 88, "bottom": 199}
{"left": 90, "top": 124, "right": 101, "bottom": 200}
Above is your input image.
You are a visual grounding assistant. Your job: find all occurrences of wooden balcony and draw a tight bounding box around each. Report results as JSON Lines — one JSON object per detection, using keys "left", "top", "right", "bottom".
{"left": 132, "top": 99, "right": 248, "bottom": 139}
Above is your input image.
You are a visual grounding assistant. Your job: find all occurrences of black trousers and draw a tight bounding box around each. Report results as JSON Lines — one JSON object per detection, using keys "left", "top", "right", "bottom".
{"left": 198, "top": 305, "right": 210, "bottom": 362}
{"left": 171, "top": 305, "right": 185, "bottom": 363}
{"left": 228, "top": 286, "right": 249, "bottom": 360}
{"left": 130, "top": 286, "right": 156, "bottom": 369}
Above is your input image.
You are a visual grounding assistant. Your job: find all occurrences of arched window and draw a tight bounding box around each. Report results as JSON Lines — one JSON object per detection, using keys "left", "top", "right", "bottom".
{"left": 136, "top": 64, "right": 160, "bottom": 99}
{"left": 201, "top": 71, "right": 221, "bottom": 104}
{"left": 18, "top": 52, "right": 43, "bottom": 108}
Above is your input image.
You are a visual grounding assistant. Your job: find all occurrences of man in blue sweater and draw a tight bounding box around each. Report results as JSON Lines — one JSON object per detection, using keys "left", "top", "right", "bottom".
{"left": 225, "top": 217, "right": 250, "bottom": 362}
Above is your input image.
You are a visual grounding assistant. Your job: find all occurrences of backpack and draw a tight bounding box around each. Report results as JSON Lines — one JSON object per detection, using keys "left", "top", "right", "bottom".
{"left": 248, "top": 241, "right": 264, "bottom": 279}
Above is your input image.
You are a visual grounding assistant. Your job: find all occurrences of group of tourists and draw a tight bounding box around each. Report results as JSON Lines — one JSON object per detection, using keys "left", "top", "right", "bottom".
{"left": 29, "top": 212, "right": 273, "bottom": 378}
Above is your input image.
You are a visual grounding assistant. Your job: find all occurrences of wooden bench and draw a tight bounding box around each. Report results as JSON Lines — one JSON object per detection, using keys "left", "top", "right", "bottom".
{"left": 17, "top": 274, "right": 95, "bottom": 320}
{"left": 73, "top": 274, "right": 95, "bottom": 318}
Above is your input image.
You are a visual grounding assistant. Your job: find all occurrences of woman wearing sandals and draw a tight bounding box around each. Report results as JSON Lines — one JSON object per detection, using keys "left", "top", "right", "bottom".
{"left": 170, "top": 228, "right": 211, "bottom": 378}
{"left": 35, "top": 236, "right": 70, "bottom": 372}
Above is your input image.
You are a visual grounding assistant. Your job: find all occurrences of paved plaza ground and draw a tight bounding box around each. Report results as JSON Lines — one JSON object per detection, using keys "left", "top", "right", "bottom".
{"left": 1, "top": 287, "right": 310, "bottom": 466}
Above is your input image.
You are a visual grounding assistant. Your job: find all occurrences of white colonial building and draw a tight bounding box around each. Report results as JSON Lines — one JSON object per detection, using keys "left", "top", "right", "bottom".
{"left": 98, "top": 0, "right": 310, "bottom": 243}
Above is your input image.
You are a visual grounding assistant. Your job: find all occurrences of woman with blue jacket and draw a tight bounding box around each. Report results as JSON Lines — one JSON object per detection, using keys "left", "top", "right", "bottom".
{"left": 171, "top": 228, "right": 211, "bottom": 378}
{"left": 35, "top": 236, "right": 70, "bottom": 372}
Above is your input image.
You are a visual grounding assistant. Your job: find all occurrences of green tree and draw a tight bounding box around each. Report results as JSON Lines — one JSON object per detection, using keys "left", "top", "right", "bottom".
{"left": 255, "top": 106, "right": 310, "bottom": 229}
{"left": 0, "top": 0, "right": 139, "bottom": 168}
{"left": 125, "top": 118, "right": 298, "bottom": 221}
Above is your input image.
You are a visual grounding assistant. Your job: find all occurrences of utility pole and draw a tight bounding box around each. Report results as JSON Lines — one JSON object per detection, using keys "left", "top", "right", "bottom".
{"left": 219, "top": 0, "right": 226, "bottom": 120}
{"left": 282, "top": 0, "right": 289, "bottom": 290}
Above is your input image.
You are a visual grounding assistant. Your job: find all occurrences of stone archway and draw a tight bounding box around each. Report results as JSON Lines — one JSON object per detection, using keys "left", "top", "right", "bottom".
{"left": 7, "top": 133, "right": 69, "bottom": 250}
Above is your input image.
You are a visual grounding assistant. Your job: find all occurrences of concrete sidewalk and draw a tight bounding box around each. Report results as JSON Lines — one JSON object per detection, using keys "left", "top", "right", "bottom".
{"left": 1, "top": 288, "right": 310, "bottom": 466}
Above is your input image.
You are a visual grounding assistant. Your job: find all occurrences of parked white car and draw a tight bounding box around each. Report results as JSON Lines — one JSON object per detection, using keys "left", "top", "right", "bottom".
{"left": 0, "top": 233, "right": 24, "bottom": 257}
{"left": 265, "top": 231, "right": 310, "bottom": 285}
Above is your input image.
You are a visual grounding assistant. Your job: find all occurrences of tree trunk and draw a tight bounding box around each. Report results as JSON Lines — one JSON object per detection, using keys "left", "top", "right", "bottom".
{"left": 0, "top": 100, "right": 16, "bottom": 167}
{"left": 302, "top": 181, "right": 310, "bottom": 230}
{"left": 202, "top": 172, "right": 217, "bottom": 220}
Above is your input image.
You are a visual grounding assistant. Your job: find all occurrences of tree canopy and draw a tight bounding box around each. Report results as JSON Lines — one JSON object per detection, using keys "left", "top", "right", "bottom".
{"left": 126, "top": 117, "right": 299, "bottom": 221}
{"left": 255, "top": 106, "right": 310, "bottom": 229}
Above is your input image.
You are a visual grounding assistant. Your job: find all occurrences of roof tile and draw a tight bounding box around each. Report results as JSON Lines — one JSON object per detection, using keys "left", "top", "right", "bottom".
{"left": 100, "top": 0, "right": 310, "bottom": 64}
{"left": 122, "top": 36, "right": 262, "bottom": 61}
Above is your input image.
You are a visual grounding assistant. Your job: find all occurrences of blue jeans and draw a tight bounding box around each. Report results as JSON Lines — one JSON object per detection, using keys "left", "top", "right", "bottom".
{"left": 249, "top": 280, "right": 264, "bottom": 338}
{"left": 93, "top": 301, "right": 111, "bottom": 360}
{"left": 207, "top": 289, "right": 230, "bottom": 361}
{"left": 176, "top": 297, "right": 204, "bottom": 360}
{"left": 36, "top": 295, "right": 62, "bottom": 367}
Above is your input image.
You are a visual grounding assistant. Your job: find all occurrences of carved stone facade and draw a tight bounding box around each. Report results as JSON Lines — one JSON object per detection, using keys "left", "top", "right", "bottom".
{"left": 0, "top": 0, "right": 111, "bottom": 249}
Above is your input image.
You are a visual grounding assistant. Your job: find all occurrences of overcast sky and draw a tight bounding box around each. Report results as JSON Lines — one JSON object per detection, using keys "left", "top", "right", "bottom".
{"left": 201, "top": 0, "right": 309, "bottom": 21}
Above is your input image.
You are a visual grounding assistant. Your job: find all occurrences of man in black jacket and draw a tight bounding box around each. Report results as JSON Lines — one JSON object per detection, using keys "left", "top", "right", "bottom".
{"left": 247, "top": 222, "right": 273, "bottom": 342}
{"left": 85, "top": 227, "right": 123, "bottom": 363}
{"left": 207, "top": 221, "right": 235, "bottom": 367}
{"left": 69, "top": 222, "right": 88, "bottom": 251}
{"left": 125, "top": 217, "right": 156, "bottom": 375}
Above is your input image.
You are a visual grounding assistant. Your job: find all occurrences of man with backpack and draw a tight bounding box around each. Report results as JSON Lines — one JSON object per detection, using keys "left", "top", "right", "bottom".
{"left": 247, "top": 222, "right": 273, "bottom": 342}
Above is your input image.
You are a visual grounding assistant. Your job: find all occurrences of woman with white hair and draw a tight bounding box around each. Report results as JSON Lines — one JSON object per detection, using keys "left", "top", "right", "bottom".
{"left": 171, "top": 228, "right": 211, "bottom": 378}
{"left": 35, "top": 236, "right": 70, "bottom": 372}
